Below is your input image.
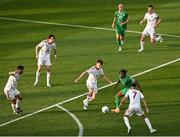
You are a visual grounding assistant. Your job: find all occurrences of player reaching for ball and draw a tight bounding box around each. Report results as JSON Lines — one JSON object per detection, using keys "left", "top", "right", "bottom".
{"left": 138, "top": 5, "right": 163, "bottom": 52}
{"left": 120, "top": 83, "right": 157, "bottom": 135}
{"left": 34, "top": 34, "right": 57, "bottom": 87}
{"left": 4, "top": 65, "right": 24, "bottom": 115}
{"left": 111, "top": 69, "right": 143, "bottom": 113}
{"left": 74, "top": 60, "right": 112, "bottom": 110}
{"left": 112, "top": 3, "right": 129, "bottom": 51}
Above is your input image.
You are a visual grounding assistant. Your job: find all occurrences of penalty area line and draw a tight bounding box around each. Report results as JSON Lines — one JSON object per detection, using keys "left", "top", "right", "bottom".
{"left": 0, "top": 57, "right": 179, "bottom": 127}
{"left": 0, "top": 16, "right": 180, "bottom": 38}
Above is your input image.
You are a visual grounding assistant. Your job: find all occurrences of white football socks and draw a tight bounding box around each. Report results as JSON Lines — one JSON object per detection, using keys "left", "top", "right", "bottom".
{"left": 16, "top": 99, "right": 19, "bottom": 108}
{"left": 121, "top": 40, "right": 124, "bottom": 46}
{"left": 140, "top": 41, "right": 144, "bottom": 49}
{"left": 35, "top": 71, "right": 40, "bottom": 83}
{"left": 47, "top": 72, "right": 51, "bottom": 85}
{"left": 144, "top": 117, "right": 153, "bottom": 130}
{"left": 11, "top": 103, "right": 16, "bottom": 113}
{"left": 124, "top": 117, "right": 131, "bottom": 129}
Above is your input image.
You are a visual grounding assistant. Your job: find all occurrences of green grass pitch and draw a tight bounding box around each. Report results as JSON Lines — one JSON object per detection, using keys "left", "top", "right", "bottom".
{"left": 0, "top": 0, "right": 180, "bottom": 136}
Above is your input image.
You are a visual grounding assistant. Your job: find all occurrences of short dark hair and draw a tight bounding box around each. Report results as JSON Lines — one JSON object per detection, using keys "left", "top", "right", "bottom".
{"left": 148, "top": 5, "right": 153, "bottom": 8}
{"left": 96, "top": 59, "right": 103, "bottom": 65}
{"left": 131, "top": 82, "right": 136, "bottom": 87}
{"left": 17, "top": 65, "right": 24, "bottom": 70}
{"left": 48, "top": 34, "right": 55, "bottom": 39}
{"left": 119, "top": 69, "right": 127, "bottom": 74}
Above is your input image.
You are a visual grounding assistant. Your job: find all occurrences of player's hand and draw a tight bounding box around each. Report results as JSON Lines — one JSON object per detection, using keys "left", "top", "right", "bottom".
{"left": 74, "top": 79, "right": 79, "bottom": 83}
{"left": 54, "top": 55, "right": 57, "bottom": 59}
{"left": 140, "top": 21, "right": 143, "bottom": 26}
{"left": 36, "top": 55, "right": 39, "bottom": 59}
{"left": 146, "top": 108, "right": 149, "bottom": 113}
{"left": 112, "top": 23, "right": 115, "bottom": 28}
{"left": 121, "top": 22, "right": 125, "bottom": 26}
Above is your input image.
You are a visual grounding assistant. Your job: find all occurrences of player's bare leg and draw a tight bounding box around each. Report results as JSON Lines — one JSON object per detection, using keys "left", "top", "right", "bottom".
{"left": 46, "top": 65, "right": 51, "bottom": 87}
{"left": 111, "top": 91, "right": 123, "bottom": 113}
{"left": 11, "top": 100, "right": 21, "bottom": 115}
{"left": 15, "top": 94, "right": 23, "bottom": 113}
{"left": 116, "top": 34, "right": 124, "bottom": 51}
{"left": 138, "top": 34, "right": 146, "bottom": 52}
{"left": 34, "top": 65, "right": 42, "bottom": 86}
{"left": 142, "top": 114, "right": 157, "bottom": 134}
{"left": 83, "top": 89, "right": 95, "bottom": 110}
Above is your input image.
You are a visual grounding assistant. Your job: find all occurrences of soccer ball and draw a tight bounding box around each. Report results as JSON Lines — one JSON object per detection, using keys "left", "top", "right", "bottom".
{"left": 102, "top": 106, "right": 109, "bottom": 113}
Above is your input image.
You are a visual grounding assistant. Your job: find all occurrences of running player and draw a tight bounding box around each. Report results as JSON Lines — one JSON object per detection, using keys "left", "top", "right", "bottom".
{"left": 112, "top": 3, "right": 129, "bottom": 51}
{"left": 138, "top": 5, "right": 163, "bottom": 52}
{"left": 120, "top": 83, "right": 157, "bottom": 135}
{"left": 34, "top": 34, "right": 57, "bottom": 87}
{"left": 111, "top": 69, "right": 143, "bottom": 113}
{"left": 4, "top": 65, "right": 24, "bottom": 115}
{"left": 74, "top": 60, "right": 112, "bottom": 110}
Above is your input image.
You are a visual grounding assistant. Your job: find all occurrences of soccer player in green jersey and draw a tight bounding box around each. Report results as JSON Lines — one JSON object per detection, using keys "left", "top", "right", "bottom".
{"left": 111, "top": 69, "right": 143, "bottom": 113}
{"left": 112, "top": 3, "right": 129, "bottom": 51}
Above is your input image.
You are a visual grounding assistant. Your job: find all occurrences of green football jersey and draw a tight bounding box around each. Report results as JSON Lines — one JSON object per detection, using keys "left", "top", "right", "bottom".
{"left": 119, "top": 75, "right": 135, "bottom": 88}
{"left": 114, "top": 10, "right": 128, "bottom": 29}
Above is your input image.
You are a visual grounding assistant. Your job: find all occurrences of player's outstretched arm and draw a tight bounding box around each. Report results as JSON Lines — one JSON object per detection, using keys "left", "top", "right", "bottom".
{"left": 122, "top": 17, "right": 129, "bottom": 26}
{"left": 74, "top": 70, "right": 88, "bottom": 83}
{"left": 142, "top": 98, "right": 149, "bottom": 113}
{"left": 155, "top": 17, "right": 161, "bottom": 27}
{"left": 102, "top": 75, "right": 112, "bottom": 84}
{"left": 114, "top": 80, "right": 120, "bottom": 88}
{"left": 140, "top": 19, "right": 146, "bottom": 25}
{"left": 35, "top": 45, "right": 41, "bottom": 59}
{"left": 112, "top": 17, "right": 117, "bottom": 28}
{"left": 9, "top": 71, "right": 16, "bottom": 75}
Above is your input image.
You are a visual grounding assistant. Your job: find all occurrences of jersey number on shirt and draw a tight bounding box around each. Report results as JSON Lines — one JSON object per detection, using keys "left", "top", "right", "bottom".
{"left": 133, "top": 91, "right": 137, "bottom": 99}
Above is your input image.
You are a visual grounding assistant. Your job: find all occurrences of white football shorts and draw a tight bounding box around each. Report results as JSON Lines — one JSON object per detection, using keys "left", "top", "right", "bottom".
{"left": 125, "top": 106, "right": 144, "bottom": 117}
{"left": 4, "top": 89, "right": 20, "bottom": 100}
{"left": 86, "top": 81, "right": 98, "bottom": 93}
{"left": 38, "top": 57, "right": 52, "bottom": 66}
{"left": 142, "top": 26, "right": 156, "bottom": 39}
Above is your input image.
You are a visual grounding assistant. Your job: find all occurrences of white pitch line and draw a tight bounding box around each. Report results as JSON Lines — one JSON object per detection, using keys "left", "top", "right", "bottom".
{"left": 0, "top": 16, "right": 180, "bottom": 38}
{"left": 0, "top": 57, "right": 179, "bottom": 127}
{"left": 56, "top": 105, "right": 83, "bottom": 137}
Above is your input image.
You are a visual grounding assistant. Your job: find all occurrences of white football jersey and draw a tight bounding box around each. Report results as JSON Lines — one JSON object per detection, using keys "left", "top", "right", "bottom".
{"left": 38, "top": 40, "right": 56, "bottom": 59}
{"left": 144, "top": 12, "right": 159, "bottom": 27}
{"left": 4, "top": 73, "right": 20, "bottom": 91}
{"left": 86, "top": 66, "right": 104, "bottom": 83}
{"left": 125, "top": 88, "right": 144, "bottom": 108}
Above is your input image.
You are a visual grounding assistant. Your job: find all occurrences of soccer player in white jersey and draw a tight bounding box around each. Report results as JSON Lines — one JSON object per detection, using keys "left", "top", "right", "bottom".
{"left": 138, "top": 5, "right": 163, "bottom": 52}
{"left": 120, "top": 83, "right": 157, "bottom": 135}
{"left": 34, "top": 34, "right": 57, "bottom": 87}
{"left": 74, "top": 60, "right": 112, "bottom": 110}
{"left": 4, "top": 65, "right": 24, "bottom": 115}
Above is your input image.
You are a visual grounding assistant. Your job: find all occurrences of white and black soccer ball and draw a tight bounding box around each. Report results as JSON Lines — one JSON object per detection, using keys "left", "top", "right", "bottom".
{"left": 102, "top": 106, "right": 109, "bottom": 113}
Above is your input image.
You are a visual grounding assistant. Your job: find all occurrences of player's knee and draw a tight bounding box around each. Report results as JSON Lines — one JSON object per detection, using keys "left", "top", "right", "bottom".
{"left": 92, "top": 96, "right": 96, "bottom": 100}
{"left": 12, "top": 100, "right": 16, "bottom": 104}
{"left": 37, "top": 67, "right": 42, "bottom": 72}
{"left": 46, "top": 68, "right": 51, "bottom": 72}
{"left": 150, "top": 39, "right": 155, "bottom": 43}
{"left": 141, "top": 37, "right": 145, "bottom": 42}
